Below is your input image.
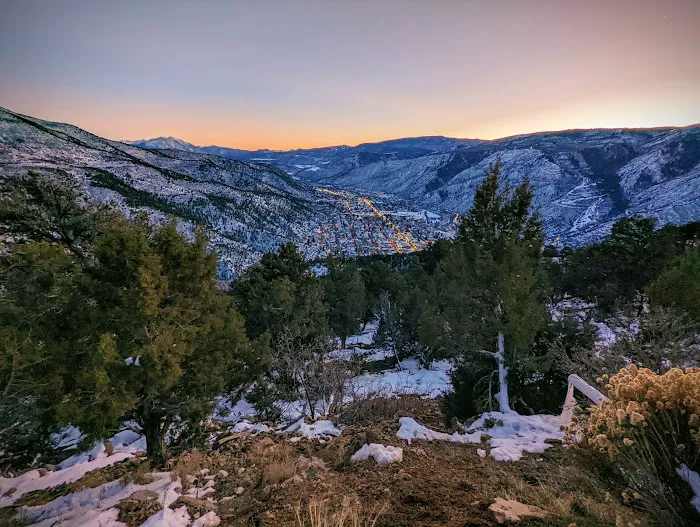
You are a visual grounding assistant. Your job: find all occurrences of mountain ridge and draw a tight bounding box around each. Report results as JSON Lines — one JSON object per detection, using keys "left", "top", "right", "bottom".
{"left": 3, "top": 105, "right": 700, "bottom": 260}
{"left": 129, "top": 124, "right": 700, "bottom": 153}
{"left": 130, "top": 124, "right": 700, "bottom": 246}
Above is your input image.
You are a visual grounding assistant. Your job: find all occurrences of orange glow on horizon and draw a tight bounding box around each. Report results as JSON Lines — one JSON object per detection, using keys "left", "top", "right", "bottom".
{"left": 1, "top": 1, "right": 698, "bottom": 150}
{"left": 4, "top": 84, "right": 699, "bottom": 152}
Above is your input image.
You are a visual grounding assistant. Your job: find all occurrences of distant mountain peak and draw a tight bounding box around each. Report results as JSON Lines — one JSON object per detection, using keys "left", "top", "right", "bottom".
{"left": 125, "top": 136, "right": 200, "bottom": 151}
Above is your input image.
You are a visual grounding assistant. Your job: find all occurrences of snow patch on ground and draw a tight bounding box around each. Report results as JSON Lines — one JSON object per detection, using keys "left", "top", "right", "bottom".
{"left": 351, "top": 443, "right": 403, "bottom": 465}
{"left": 285, "top": 418, "right": 341, "bottom": 442}
{"left": 591, "top": 321, "right": 618, "bottom": 349}
{"left": 349, "top": 358, "right": 452, "bottom": 399}
{"left": 51, "top": 426, "right": 84, "bottom": 450}
{"left": 140, "top": 506, "right": 190, "bottom": 527}
{"left": 193, "top": 511, "right": 221, "bottom": 527}
{"left": 344, "top": 322, "right": 377, "bottom": 347}
{"left": 0, "top": 453, "right": 134, "bottom": 507}
{"left": 232, "top": 420, "right": 271, "bottom": 435}
{"left": 397, "top": 411, "right": 564, "bottom": 462}
{"left": 213, "top": 396, "right": 256, "bottom": 423}
{"left": 328, "top": 346, "right": 392, "bottom": 363}
{"left": 58, "top": 429, "right": 146, "bottom": 470}
{"left": 17, "top": 473, "right": 176, "bottom": 527}
{"left": 677, "top": 464, "right": 700, "bottom": 513}
{"left": 549, "top": 298, "right": 639, "bottom": 350}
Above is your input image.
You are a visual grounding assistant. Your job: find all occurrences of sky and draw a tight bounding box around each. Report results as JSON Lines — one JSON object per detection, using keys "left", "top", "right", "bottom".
{"left": 1, "top": 0, "right": 699, "bottom": 150}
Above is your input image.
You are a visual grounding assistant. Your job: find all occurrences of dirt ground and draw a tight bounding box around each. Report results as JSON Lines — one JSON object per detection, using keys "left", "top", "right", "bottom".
{"left": 1, "top": 398, "right": 665, "bottom": 527}
{"left": 166, "top": 399, "right": 653, "bottom": 527}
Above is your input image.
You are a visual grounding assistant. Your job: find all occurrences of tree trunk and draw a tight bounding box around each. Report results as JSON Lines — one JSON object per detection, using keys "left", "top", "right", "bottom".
{"left": 495, "top": 332, "right": 511, "bottom": 414}
{"left": 341, "top": 336, "right": 347, "bottom": 350}
{"left": 142, "top": 412, "right": 167, "bottom": 467}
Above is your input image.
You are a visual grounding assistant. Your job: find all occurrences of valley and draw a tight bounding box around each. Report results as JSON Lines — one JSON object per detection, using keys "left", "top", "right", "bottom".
{"left": 0, "top": 107, "right": 452, "bottom": 276}
{"left": 134, "top": 126, "right": 700, "bottom": 247}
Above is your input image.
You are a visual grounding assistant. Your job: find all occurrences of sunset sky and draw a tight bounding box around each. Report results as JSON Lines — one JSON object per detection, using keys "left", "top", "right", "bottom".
{"left": 1, "top": 0, "right": 699, "bottom": 150}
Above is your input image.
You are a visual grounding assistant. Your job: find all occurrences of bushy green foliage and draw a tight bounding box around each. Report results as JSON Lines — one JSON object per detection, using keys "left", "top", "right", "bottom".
{"left": 231, "top": 243, "right": 332, "bottom": 420}
{"left": 324, "top": 257, "right": 366, "bottom": 349}
{"left": 551, "top": 217, "right": 699, "bottom": 310}
{"left": 232, "top": 242, "right": 328, "bottom": 342}
{"left": 601, "top": 307, "right": 699, "bottom": 374}
{"left": 0, "top": 175, "right": 261, "bottom": 465}
{"left": 0, "top": 171, "right": 103, "bottom": 256}
{"left": 357, "top": 259, "right": 404, "bottom": 326}
{"left": 648, "top": 248, "right": 700, "bottom": 323}
{"left": 423, "top": 162, "right": 548, "bottom": 417}
{"left": 513, "top": 316, "right": 597, "bottom": 414}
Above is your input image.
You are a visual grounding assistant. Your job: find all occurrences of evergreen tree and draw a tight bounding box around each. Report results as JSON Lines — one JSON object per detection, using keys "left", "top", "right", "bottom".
{"left": 358, "top": 259, "right": 405, "bottom": 328}
{"left": 0, "top": 172, "right": 104, "bottom": 257}
{"left": 84, "top": 218, "right": 262, "bottom": 463}
{"left": 0, "top": 242, "right": 85, "bottom": 466}
{"left": 324, "top": 257, "right": 366, "bottom": 348}
{"left": 232, "top": 242, "right": 328, "bottom": 342}
{"left": 555, "top": 216, "right": 687, "bottom": 311}
{"left": 424, "top": 162, "right": 547, "bottom": 416}
{"left": 648, "top": 248, "right": 700, "bottom": 323}
{"left": 0, "top": 177, "right": 260, "bottom": 465}
{"left": 231, "top": 243, "right": 329, "bottom": 417}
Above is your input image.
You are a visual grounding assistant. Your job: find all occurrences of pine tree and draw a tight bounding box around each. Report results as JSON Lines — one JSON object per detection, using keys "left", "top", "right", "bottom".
{"left": 324, "top": 257, "right": 366, "bottom": 349}
{"left": 232, "top": 242, "right": 328, "bottom": 342}
{"left": 0, "top": 176, "right": 261, "bottom": 465}
{"left": 231, "top": 243, "right": 329, "bottom": 418}
{"left": 556, "top": 216, "right": 683, "bottom": 311}
{"left": 648, "top": 248, "right": 700, "bottom": 323}
{"left": 425, "top": 162, "right": 547, "bottom": 415}
{"left": 358, "top": 259, "right": 404, "bottom": 328}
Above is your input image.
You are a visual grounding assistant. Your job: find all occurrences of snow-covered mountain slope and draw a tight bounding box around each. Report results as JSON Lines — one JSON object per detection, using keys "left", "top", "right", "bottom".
{"left": 134, "top": 126, "right": 700, "bottom": 245}
{"left": 0, "top": 107, "right": 333, "bottom": 276}
{"left": 124, "top": 136, "right": 201, "bottom": 152}
{"left": 1, "top": 108, "right": 453, "bottom": 275}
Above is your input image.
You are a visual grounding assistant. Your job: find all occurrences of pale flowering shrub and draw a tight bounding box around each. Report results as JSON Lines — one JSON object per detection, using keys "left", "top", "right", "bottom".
{"left": 585, "top": 365, "right": 700, "bottom": 522}
{"left": 587, "top": 365, "right": 699, "bottom": 460}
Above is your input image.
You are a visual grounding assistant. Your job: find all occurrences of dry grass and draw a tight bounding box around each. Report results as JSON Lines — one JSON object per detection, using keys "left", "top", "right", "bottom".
{"left": 120, "top": 460, "right": 153, "bottom": 486}
{"left": 294, "top": 495, "right": 386, "bottom": 527}
{"left": 170, "top": 449, "right": 208, "bottom": 492}
{"left": 260, "top": 443, "right": 297, "bottom": 485}
{"left": 472, "top": 446, "right": 650, "bottom": 527}
{"left": 337, "top": 394, "right": 444, "bottom": 429}
{"left": 209, "top": 410, "right": 657, "bottom": 527}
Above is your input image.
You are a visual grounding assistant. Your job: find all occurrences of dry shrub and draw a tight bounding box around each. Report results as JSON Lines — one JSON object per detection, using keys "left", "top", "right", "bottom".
{"left": 587, "top": 366, "right": 699, "bottom": 466}
{"left": 258, "top": 443, "right": 297, "bottom": 485}
{"left": 585, "top": 365, "right": 700, "bottom": 524}
{"left": 294, "top": 495, "right": 385, "bottom": 527}
{"left": 270, "top": 327, "right": 354, "bottom": 421}
{"left": 338, "top": 393, "right": 442, "bottom": 428}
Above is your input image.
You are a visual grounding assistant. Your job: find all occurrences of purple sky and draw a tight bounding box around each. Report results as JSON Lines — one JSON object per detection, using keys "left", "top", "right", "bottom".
{"left": 1, "top": 0, "right": 698, "bottom": 149}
